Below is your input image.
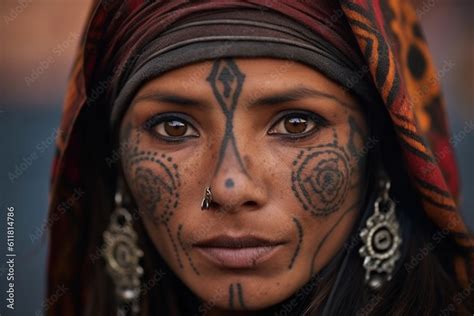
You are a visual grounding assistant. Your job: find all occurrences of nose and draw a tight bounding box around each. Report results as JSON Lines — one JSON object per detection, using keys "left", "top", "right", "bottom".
{"left": 208, "top": 144, "right": 266, "bottom": 213}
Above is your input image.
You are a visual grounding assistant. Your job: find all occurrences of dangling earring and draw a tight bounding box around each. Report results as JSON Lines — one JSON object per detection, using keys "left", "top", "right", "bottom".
{"left": 103, "top": 191, "right": 143, "bottom": 315}
{"left": 359, "top": 176, "right": 402, "bottom": 290}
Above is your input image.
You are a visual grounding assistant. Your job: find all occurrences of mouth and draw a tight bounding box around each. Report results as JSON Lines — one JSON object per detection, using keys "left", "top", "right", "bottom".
{"left": 193, "top": 235, "right": 287, "bottom": 269}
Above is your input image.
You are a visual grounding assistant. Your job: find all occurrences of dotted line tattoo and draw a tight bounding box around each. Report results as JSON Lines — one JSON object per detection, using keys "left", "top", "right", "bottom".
{"left": 121, "top": 124, "right": 183, "bottom": 269}
{"left": 177, "top": 224, "right": 200, "bottom": 275}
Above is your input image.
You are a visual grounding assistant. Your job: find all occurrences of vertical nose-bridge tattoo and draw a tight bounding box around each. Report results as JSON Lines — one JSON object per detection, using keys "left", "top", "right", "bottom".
{"left": 206, "top": 59, "right": 248, "bottom": 178}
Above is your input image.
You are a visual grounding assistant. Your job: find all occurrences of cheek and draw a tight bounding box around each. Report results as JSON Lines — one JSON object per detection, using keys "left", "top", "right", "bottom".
{"left": 122, "top": 142, "right": 194, "bottom": 272}
{"left": 304, "top": 208, "right": 358, "bottom": 274}
{"left": 291, "top": 145, "right": 352, "bottom": 217}
{"left": 125, "top": 153, "right": 181, "bottom": 224}
{"left": 278, "top": 125, "right": 366, "bottom": 276}
{"left": 288, "top": 120, "right": 367, "bottom": 218}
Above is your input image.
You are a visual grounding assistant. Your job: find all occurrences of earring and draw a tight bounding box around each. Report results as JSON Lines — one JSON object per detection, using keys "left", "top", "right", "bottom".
{"left": 200, "top": 186, "right": 213, "bottom": 210}
{"left": 359, "top": 176, "right": 402, "bottom": 290}
{"left": 103, "top": 191, "right": 143, "bottom": 315}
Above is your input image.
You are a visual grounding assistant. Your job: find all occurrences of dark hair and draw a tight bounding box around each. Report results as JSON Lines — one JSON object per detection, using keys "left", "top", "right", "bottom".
{"left": 67, "top": 75, "right": 473, "bottom": 316}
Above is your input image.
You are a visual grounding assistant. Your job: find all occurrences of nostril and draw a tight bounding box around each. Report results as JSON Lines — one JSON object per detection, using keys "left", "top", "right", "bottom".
{"left": 208, "top": 201, "right": 219, "bottom": 210}
{"left": 243, "top": 201, "right": 258, "bottom": 208}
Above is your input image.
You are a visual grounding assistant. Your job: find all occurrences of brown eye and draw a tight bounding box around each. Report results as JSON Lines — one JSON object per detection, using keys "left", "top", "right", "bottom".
{"left": 148, "top": 116, "right": 199, "bottom": 139}
{"left": 269, "top": 113, "right": 319, "bottom": 136}
{"left": 164, "top": 120, "right": 187, "bottom": 137}
{"left": 284, "top": 117, "right": 308, "bottom": 134}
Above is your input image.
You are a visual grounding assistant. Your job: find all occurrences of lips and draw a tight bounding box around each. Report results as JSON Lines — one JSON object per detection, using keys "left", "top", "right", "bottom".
{"left": 193, "top": 235, "right": 287, "bottom": 269}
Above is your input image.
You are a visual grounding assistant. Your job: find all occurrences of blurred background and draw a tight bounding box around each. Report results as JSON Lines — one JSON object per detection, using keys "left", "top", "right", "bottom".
{"left": 0, "top": 0, "right": 472, "bottom": 315}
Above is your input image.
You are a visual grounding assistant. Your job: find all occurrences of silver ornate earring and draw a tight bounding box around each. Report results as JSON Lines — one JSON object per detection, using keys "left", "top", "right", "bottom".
{"left": 200, "top": 186, "right": 213, "bottom": 210}
{"left": 359, "top": 176, "right": 402, "bottom": 290}
{"left": 103, "top": 191, "right": 143, "bottom": 316}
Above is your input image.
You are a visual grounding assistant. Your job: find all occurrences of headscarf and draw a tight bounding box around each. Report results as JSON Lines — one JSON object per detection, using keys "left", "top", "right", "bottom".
{"left": 107, "top": 7, "right": 376, "bottom": 131}
{"left": 48, "top": 0, "right": 473, "bottom": 314}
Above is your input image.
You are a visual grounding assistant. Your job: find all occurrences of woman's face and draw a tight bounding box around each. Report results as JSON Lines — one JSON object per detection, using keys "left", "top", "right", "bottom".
{"left": 120, "top": 58, "right": 368, "bottom": 312}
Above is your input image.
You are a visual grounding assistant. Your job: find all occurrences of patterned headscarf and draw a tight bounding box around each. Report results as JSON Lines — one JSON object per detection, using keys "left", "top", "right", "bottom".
{"left": 48, "top": 0, "right": 473, "bottom": 313}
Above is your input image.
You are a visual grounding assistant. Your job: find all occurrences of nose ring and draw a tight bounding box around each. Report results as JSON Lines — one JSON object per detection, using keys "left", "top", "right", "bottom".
{"left": 200, "top": 187, "right": 213, "bottom": 210}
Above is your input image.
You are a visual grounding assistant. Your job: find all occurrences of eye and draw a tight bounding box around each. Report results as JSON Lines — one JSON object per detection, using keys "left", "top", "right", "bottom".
{"left": 268, "top": 112, "right": 326, "bottom": 136}
{"left": 144, "top": 114, "right": 199, "bottom": 141}
{"left": 155, "top": 119, "right": 196, "bottom": 137}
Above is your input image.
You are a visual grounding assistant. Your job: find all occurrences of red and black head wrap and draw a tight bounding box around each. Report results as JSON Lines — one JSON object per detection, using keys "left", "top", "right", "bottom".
{"left": 48, "top": 1, "right": 473, "bottom": 314}
{"left": 107, "top": 7, "right": 377, "bottom": 130}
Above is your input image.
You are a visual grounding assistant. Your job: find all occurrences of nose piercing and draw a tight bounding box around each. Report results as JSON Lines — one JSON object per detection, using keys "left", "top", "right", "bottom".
{"left": 201, "top": 187, "right": 213, "bottom": 210}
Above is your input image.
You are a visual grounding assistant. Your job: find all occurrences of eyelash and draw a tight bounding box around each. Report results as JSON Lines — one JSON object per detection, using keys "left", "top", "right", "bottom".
{"left": 142, "top": 113, "right": 199, "bottom": 143}
{"left": 268, "top": 110, "right": 329, "bottom": 140}
{"left": 142, "top": 110, "right": 329, "bottom": 143}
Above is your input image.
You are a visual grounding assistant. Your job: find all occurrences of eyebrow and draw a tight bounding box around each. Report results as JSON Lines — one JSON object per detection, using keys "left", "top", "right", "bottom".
{"left": 131, "top": 91, "right": 203, "bottom": 108}
{"left": 131, "top": 86, "right": 357, "bottom": 111}
{"left": 249, "top": 86, "right": 356, "bottom": 110}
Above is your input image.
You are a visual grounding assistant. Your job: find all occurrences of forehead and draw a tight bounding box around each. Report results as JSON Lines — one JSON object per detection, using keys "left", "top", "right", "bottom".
{"left": 136, "top": 58, "right": 354, "bottom": 102}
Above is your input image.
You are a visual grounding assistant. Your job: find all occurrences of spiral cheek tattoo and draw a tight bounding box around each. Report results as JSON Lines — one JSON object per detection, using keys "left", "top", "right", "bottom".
{"left": 292, "top": 114, "right": 366, "bottom": 217}
{"left": 121, "top": 123, "right": 183, "bottom": 269}
{"left": 291, "top": 128, "right": 352, "bottom": 217}
{"left": 290, "top": 115, "right": 367, "bottom": 275}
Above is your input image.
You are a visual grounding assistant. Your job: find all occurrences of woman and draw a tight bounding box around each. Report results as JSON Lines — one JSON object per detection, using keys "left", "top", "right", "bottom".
{"left": 47, "top": 1, "right": 473, "bottom": 315}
